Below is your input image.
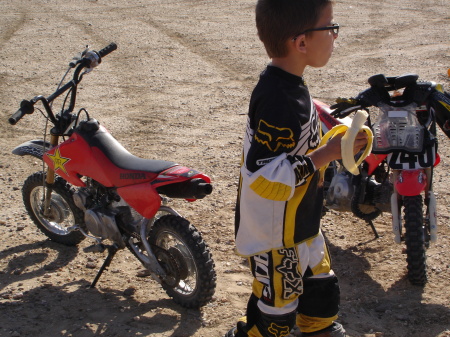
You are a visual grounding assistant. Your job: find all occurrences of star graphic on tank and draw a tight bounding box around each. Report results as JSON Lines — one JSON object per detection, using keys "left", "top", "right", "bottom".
{"left": 46, "top": 148, "right": 70, "bottom": 175}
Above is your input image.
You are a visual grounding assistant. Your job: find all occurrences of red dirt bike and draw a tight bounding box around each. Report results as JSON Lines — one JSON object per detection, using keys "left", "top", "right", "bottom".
{"left": 8, "top": 43, "right": 216, "bottom": 308}
{"left": 315, "top": 73, "right": 450, "bottom": 285}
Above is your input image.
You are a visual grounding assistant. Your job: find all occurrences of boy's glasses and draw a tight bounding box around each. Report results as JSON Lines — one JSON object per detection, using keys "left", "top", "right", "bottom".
{"left": 292, "top": 23, "right": 340, "bottom": 41}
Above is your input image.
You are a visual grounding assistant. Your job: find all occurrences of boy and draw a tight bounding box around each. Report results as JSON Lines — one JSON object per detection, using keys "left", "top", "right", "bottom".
{"left": 226, "top": 1, "right": 368, "bottom": 336}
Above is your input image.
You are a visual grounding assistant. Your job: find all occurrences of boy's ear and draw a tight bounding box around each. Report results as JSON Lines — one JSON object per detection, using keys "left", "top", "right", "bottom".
{"left": 293, "top": 34, "right": 307, "bottom": 53}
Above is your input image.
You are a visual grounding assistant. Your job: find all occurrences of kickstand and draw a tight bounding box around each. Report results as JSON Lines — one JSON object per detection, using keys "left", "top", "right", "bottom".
{"left": 89, "top": 244, "right": 118, "bottom": 288}
{"left": 366, "top": 220, "right": 379, "bottom": 239}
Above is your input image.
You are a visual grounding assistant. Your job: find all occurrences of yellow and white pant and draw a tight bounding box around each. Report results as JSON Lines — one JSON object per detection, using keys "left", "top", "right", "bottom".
{"left": 234, "top": 231, "right": 340, "bottom": 337}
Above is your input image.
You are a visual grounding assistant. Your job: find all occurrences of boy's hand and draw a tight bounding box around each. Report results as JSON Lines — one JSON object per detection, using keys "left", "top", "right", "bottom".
{"left": 308, "top": 129, "right": 369, "bottom": 170}
{"left": 353, "top": 131, "right": 369, "bottom": 155}
{"left": 314, "top": 130, "right": 367, "bottom": 162}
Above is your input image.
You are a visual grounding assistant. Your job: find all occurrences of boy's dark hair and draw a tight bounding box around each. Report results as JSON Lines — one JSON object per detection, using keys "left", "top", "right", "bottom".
{"left": 256, "top": 0, "right": 332, "bottom": 58}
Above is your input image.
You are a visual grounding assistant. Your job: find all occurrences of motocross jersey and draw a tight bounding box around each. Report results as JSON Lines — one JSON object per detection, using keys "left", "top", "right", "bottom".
{"left": 235, "top": 65, "right": 323, "bottom": 257}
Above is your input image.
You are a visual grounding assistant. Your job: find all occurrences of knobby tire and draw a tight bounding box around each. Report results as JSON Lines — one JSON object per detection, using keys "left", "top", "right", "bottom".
{"left": 22, "top": 171, "right": 85, "bottom": 246}
{"left": 149, "top": 215, "right": 216, "bottom": 308}
{"left": 403, "top": 195, "right": 427, "bottom": 286}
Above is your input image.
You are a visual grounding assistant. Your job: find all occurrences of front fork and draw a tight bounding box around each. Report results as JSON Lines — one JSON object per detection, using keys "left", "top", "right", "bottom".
{"left": 42, "top": 134, "right": 59, "bottom": 217}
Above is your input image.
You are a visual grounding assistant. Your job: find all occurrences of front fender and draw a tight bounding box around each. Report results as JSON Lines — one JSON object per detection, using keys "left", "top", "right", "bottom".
{"left": 395, "top": 169, "right": 427, "bottom": 196}
{"left": 12, "top": 140, "right": 52, "bottom": 160}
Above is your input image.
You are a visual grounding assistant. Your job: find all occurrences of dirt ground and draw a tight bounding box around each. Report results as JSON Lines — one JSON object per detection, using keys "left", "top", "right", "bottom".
{"left": 0, "top": 0, "right": 449, "bottom": 336}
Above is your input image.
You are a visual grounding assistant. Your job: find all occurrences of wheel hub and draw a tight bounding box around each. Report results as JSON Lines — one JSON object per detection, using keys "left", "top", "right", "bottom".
{"left": 154, "top": 247, "right": 181, "bottom": 287}
{"left": 35, "top": 193, "right": 70, "bottom": 224}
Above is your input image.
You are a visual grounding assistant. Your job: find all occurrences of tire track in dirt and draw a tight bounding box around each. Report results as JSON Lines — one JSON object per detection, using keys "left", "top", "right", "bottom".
{"left": 45, "top": 0, "right": 256, "bottom": 90}
{"left": 0, "top": 6, "right": 26, "bottom": 101}
{"left": 0, "top": 5, "right": 27, "bottom": 136}
{"left": 132, "top": 11, "right": 258, "bottom": 92}
{"left": 0, "top": 8, "right": 26, "bottom": 50}
{"left": 37, "top": 6, "right": 112, "bottom": 51}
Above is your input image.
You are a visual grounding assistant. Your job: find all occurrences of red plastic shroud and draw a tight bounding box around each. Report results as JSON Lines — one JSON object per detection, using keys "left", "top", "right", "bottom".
{"left": 43, "top": 125, "right": 210, "bottom": 219}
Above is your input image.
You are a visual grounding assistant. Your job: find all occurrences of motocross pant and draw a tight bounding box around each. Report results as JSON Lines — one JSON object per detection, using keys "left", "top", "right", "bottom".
{"left": 233, "top": 231, "right": 340, "bottom": 337}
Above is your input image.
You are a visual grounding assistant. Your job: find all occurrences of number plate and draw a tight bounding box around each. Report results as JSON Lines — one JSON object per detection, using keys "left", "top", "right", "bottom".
{"left": 387, "top": 144, "right": 436, "bottom": 170}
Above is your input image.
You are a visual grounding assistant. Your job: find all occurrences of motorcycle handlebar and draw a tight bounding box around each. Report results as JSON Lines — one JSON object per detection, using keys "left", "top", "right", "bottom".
{"left": 331, "top": 78, "right": 443, "bottom": 118}
{"left": 8, "top": 43, "right": 117, "bottom": 125}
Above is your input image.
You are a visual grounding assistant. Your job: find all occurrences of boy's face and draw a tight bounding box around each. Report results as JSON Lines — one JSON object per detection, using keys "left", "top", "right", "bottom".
{"left": 304, "top": 3, "right": 338, "bottom": 68}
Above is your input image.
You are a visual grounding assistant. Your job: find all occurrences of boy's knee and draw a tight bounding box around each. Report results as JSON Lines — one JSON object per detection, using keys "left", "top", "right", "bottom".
{"left": 297, "top": 274, "right": 340, "bottom": 318}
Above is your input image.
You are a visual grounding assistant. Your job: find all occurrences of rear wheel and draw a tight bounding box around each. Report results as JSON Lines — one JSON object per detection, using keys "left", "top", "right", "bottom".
{"left": 22, "top": 172, "right": 85, "bottom": 246}
{"left": 403, "top": 195, "right": 427, "bottom": 286}
{"left": 149, "top": 215, "right": 216, "bottom": 308}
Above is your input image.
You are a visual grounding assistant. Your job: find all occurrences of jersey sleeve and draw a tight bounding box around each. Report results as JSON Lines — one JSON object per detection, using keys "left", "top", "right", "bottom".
{"left": 243, "top": 152, "right": 316, "bottom": 201}
{"left": 244, "top": 93, "right": 317, "bottom": 201}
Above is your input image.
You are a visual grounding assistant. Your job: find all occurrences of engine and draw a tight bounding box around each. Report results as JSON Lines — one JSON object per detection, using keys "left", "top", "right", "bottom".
{"left": 84, "top": 208, "right": 125, "bottom": 247}
{"left": 325, "top": 171, "right": 392, "bottom": 214}
{"left": 325, "top": 171, "right": 354, "bottom": 212}
{"left": 73, "top": 188, "right": 126, "bottom": 247}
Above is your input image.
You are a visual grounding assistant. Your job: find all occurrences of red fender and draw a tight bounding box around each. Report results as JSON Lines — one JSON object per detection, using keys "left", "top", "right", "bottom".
{"left": 117, "top": 183, "right": 161, "bottom": 218}
{"left": 395, "top": 169, "right": 427, "bottom": 196}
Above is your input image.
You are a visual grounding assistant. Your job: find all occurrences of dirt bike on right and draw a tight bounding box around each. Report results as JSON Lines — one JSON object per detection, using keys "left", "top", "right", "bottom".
{"left": 316, "top": 73, "right": 450, "bottom": 286}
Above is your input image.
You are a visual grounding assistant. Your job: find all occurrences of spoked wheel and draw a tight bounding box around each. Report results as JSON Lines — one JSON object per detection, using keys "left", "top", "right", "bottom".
{"left": 22, "top": 172, "right": 85, "bottom": 246}
{"left": 402, "top": 195, "right": 427, "bottom": 286}
{"left": 149, "top": 215, "right": 216, "bottom": 308}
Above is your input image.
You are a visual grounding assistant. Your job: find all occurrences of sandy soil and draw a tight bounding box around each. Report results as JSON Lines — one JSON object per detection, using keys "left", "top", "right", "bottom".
{"left": 0, "top": 1, "right": 449, "bottom": 337}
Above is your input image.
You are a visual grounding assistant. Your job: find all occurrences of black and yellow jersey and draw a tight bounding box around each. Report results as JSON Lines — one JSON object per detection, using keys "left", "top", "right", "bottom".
{"left": 235, "top": 65, "right": 323, "bottom": 257}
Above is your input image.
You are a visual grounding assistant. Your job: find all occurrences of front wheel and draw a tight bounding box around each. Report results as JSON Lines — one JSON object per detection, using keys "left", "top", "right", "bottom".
{"left": 403, "top": 195, "right": 427, "bottom": 286}
{"left": 22, "top": 172, "right": 86, "bottom": 246}
{"left": 149, "top": 215, "right": 216, "bottom": 308}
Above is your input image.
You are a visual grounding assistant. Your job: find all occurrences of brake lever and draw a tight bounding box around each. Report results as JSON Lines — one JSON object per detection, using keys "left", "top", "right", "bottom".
{"left": 69, "top": 45, "right": 90, "bottom": 68}
{"left": 330, "top": 98, "right": 361, "bottom": 118}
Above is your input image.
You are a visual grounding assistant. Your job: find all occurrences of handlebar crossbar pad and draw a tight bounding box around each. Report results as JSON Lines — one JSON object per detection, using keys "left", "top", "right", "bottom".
{"left": 394, "top": 74, "right": 419, "bottom": 90}
{"left": 368, "top": 73, "right": 419, "bottom": 91}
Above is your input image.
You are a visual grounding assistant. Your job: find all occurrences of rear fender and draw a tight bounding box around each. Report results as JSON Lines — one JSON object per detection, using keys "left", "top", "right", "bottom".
{"left": 12, "top": 140, "right": 52, "bottom": 160}
{"left": 117, "top": 183, "right": 161, "bottom": 219}
{"left": 152, "top": 167, "right": 212, "bottom": 201}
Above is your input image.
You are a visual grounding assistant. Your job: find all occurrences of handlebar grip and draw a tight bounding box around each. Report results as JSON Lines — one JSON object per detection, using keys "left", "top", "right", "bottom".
{"left": 8, "top": 100, "right": 34, "bottom": 125}
{"left": 98, "top": 43, "right": 117, "bottom": 58}
{"left": 9, "top": 108, "right": 26, "bottom": 125}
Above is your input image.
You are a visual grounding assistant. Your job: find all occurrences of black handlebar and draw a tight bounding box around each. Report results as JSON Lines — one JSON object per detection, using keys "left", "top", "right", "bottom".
{"left": 8, "top": 43, "right": 117, "bottom": 126}
{"left": 331, "top": 74, "right": 441, "bottom": 118}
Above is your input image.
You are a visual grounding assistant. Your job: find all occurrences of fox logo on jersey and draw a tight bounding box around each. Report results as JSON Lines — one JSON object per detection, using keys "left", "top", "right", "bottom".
{"left": 255, "top": 120, "right": 296, "bottom": 152}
